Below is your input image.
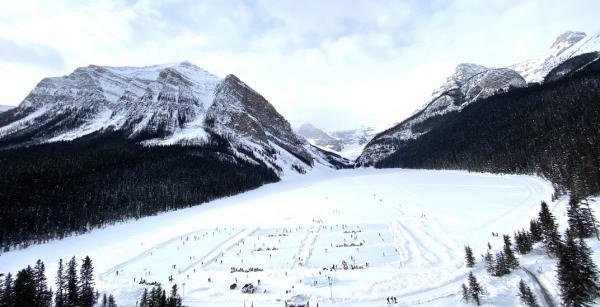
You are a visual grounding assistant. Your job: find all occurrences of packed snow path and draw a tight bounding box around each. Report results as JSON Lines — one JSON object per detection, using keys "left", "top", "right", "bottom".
{"left": 0, "top": 168, "right": 555, "bottom": 306}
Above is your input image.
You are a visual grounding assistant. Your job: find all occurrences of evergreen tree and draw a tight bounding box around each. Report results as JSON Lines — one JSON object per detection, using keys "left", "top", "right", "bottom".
{"left": 484, "top": 250, "right": 494, "bottom": 275}
{"left": 79, "top": 256, "right": 95, "bottom": 307}
{"left": 13, "top": 266, "right": 35, "bottom": 307}
{"left": 461, "top": 283, "right": 470, "bottom": 303}
{"left": 515, "top": 229, "right": 533, "bottom": 254}
{"left": 140, "top": 288, "right": 148, "bottom": 307}
{"left": 529, "top": 219, "right": 542, "bottom": 242}
{"left": 55, "top": 259, "right": 66, "bottom": 307}
{"left": 539, "top": 202, "right": 562, "bottom": 257}
{"left": 494, "top": 251, "right": 510, "bottom": 276}
{"left": 160, "top": 289, "right": 167, "bottom": 307}
{"left": 557, "top": 229, "right": 600, "bottom": 306}
{"left": 33, "top": 259, "right": 52, "bottom": 307}
{"left": 517, "top": 280, "right": 539, "bottom": 307}
{"left": 0, "top": 275, "right": 4, "bottom": 305}
{"left": 101, "top": 293, "right": 107, "bottom": 307}
{"left": 107, "top": 294, "right": 117, "bottom": 307}
{"left": 567, "top": 198, "right": 597, "bottom": 239}
{"left": 167, "top": 284, "right": 182, "bottom": 307}
{"left": 464, "top": 245, "right": 475, "bottom": 268}
{"left": 503, "top": 234, "right": 519, "bottom": 269}
{"left": 2, "top": 272, "right": 14, "bottom": 307}
{"left": 577, "top": 237, "right": 600, "bottom": 300}
{"left": 65, "top": 256, "right": 79, "bottom": 307}
{"left": 467, "top": 272, "right": 482, "bottom": 306}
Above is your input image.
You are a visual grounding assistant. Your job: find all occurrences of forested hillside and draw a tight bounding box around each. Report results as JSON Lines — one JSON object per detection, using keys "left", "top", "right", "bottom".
{"left": 378, "top": 62, "right": 600, "bottom": 199}
{"left": 0, "top": 133, "right": 278, "bottom": 250}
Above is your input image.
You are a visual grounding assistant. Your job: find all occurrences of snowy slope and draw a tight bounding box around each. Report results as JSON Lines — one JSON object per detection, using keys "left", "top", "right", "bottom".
{"left": 357, "top": 64, "right": 526, "bottom": 165}
{"left": 0, "top": 168, "right": 563, "bottom": 306}
{"left": 0, "top": 62, "right": 349, "bottom": 176}
{"left": 512, "top": 31, "right": 600, "bottom": 83}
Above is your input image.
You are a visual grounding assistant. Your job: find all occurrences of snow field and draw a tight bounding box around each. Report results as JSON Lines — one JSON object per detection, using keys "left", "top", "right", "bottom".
{"left": 0, "top": 168, "right": 557, "bottom": 306}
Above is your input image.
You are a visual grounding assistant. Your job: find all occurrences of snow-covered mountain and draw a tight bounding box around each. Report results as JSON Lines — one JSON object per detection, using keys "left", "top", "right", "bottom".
{"left": 297, "top": 123, "right": 377, "bottom": 159}
{"left": 0, "top": 61, "right": 348, "bottom": 176}
{"left": 512, "top": 31, "right": 600, "bottom": 83}
{"left": 0, "top": 105, "right": 14, "bottom": 113}
{"left": 357, "top": 64, "right": 526, "bottom": 165}
{"left": 358, "top": 30, "right": 600, "bottom": 166}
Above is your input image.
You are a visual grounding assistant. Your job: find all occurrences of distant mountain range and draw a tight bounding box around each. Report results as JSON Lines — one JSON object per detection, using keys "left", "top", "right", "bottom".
{"left": 296, "top": 123, "right": 377, "bottom": 159}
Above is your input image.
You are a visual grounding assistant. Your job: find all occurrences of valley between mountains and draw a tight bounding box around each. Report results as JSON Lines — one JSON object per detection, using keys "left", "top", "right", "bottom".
{"left": 1, "top": 29, "right": 600, "bottom": 306}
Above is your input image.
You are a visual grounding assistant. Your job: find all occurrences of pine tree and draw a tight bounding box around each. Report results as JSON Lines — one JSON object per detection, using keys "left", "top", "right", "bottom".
{"left": 140, "top": 288, "right": 148, "bottom": 307}
{"left": 484, "top": 250, "right": 494, "bottom": 275}
{"left": 576, "top": 236, "right": 600, "bottom": 302}
{"left": 79, "top": 256, "right": 95, "bottom": 307}
{"left": 101, "top": 293, "right": 107, "bottom": 307}
{"left": 160, "top": 289, "right": 167, "bottom": 307}
{"left": 518, "top": 280, "right": 539, "bottom": 307}
{"left": 538, "top": 201, "right": 562, "bottom": 257}
{"left": 515, "top": 229, "right": 533, "bottom": 254}
{"left": 55, "top": 258, "right": 66, "bottom": 307}
{"left": 65, "top": 256, "right": 79, "bottom": 307}
{"left": 33, "top": 259, "right": 52, "bottom": 307}
{"left": 467, "top": 272, "right": 482, "bottom": 306}
{"left": 529, "top": 219, "right": 542, "bottom": 242}
{"left": 107, "top": 294, "right": 117, "bottom": 307}
{"left": 461, "top": 283, "right": 470, "bottom": 303}
{"left": 567, "top": 198, "right": 597, "bottom": 239}
{"left": 13, "top": 266, "right": 35, "bottom": 307}
{"left": 464, "top": 245, "right": 475, "bottom": 268}
{"left": 2, "top": 272, "right": 14, "bottom": 307}
{"left": 557, "top": 229, "right": 600, "bottom": 306}
{"left": 503, "top": 234, "right": 519, "bottom": 269}
{"left": 167, "top": 284, "right": 182, "bottom": 307}
{"left": 0, "top": 275, "right": 4, "bottom": 305}
{"left": 494, "top": 251, "right": 510, "bottom": 276}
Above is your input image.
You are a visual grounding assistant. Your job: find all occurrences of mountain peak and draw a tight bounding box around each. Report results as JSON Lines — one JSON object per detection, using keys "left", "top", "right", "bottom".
{"left": 550, "top": 31, "right": 586, "bottom": 49}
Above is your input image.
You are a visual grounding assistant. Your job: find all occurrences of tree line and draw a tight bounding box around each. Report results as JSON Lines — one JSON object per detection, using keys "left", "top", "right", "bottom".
{"left": 0, "top": 133, "right": 278, "bottom": 250}
{"left": 0, "top": 256, "right": 113, "bottom": 307}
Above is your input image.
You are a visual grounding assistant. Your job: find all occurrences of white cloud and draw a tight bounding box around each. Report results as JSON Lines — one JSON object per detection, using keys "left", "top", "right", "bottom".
{"left": 0, "top": 0, "right": 598, "bottom": 130}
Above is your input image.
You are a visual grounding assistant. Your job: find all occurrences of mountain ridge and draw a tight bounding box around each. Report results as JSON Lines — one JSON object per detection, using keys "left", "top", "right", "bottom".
{"left": 0, "top": 61, "right": 349, "bottom": 176}
{"left": 358, "top": 30, "right": 600, "bottom": 167}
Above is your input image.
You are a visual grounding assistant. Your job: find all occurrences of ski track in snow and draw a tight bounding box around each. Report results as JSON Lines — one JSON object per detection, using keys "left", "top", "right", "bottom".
{"left": 0, "top": 168, "right": 559, "bottom": 306}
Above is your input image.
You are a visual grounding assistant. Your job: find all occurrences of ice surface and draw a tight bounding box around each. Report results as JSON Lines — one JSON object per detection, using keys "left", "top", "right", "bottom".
{"left": 1, "top": 168, "right": 589, "bottom": 306}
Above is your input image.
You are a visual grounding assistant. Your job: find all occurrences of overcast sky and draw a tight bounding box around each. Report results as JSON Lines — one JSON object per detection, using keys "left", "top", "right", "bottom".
{"left": 0, "top": 0, "right": 599, "bottom": 130}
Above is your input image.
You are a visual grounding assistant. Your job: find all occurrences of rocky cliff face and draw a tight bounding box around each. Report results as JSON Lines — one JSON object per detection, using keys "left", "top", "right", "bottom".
{"left": 357, "top": 64, "right": 526, "bottom": 165}
{"left": 0, "top": 61, "right": 349, "bottom": 176}
{"left": 205, "top": 74, "right": 315, "bottom": 172}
